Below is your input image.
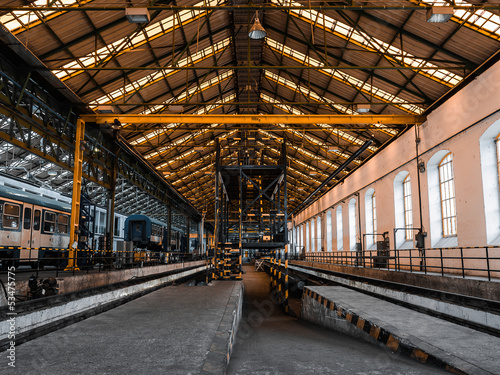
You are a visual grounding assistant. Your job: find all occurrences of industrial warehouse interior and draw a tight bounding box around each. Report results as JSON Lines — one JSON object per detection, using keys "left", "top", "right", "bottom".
{"left": 0, "top": 0, "right": 500, "bottom": 374}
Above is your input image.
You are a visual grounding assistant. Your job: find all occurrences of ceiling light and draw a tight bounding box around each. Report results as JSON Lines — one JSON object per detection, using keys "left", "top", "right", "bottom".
{"left": 125, "top": 8, "right": 150, "bottom": 23}
{"left": 47, "top": 171, "right": 58, "bottom": 176}
{"left": 355, "top": 104, "right": 370, "bottom": 113}
{"left": 426, "top": 6, "right": 453, "bottom": 23}
{"left": 327, "top": 147, "right": 339, "bottom": 152}
{"left": 96, "top": 105, "right": 113, "bottom": 114}
{"left": 169, "top": 105, "right": 183, "bottom": 112}
{"left": 249, "top": 11, "right": 267, "bottom": 40}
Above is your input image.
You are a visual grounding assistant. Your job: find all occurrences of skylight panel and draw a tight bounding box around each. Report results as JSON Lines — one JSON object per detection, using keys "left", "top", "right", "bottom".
{"left": 261, "top": 93, "right": 376, "bottom": 153}
{"left": 425, "top": 0, "right": 500, "bottom": 38}
{"left": 139, "top": 93, "right": 236, "bottom": 158}
{"left": 52, "top": 0, "right": 220, "bottom": 81}
{"left": 90, "top": 38, "right": 231, "bottom": 106}
{"left": 272, "top": 0, "right": 462, "bottom": 87}
{"left": 259, "top": 130, "right": 339, "bottom": 170}
{"left": 0, "top": 0, "right": 93, "bottom": 33}
{"left": 157, "top": 129, "right": 238, "bottom": 169}
{"left": 264, "top": 70, "right": 397, "bottom": 136}
{"left": 266, "top": 38, "right": 423, "bottom": 115}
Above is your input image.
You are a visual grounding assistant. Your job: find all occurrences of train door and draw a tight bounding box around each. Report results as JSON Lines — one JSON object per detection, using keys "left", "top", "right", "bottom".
{"left": 30, "top": 207, "right": 42, "bottom": 260}
{"left": 20, "top": 204, "right": 34, "bottom": 262}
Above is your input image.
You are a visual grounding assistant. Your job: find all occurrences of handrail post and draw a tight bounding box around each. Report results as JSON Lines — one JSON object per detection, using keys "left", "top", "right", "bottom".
{"left": 440, "top": 248, "right": 444, "bottom": 276}
{"left": 460, "top": 247, "right": 465, "bottom": 278}
{"left": 409, "top": 248, "right": 412, "bottom": 273}
{"left": 485, "top": 247, "right": 491, "bottom": 281}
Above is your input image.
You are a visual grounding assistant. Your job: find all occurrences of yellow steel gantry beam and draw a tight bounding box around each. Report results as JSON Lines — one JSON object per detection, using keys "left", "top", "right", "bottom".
{"left": 65, "top": 118, "right": 84, "bottom": 271}
{"left": 80, "top": 114, "right": 425, "bottom": 125}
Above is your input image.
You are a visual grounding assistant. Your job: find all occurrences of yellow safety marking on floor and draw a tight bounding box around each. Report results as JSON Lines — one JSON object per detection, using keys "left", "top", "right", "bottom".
{"left": 386, "top": 335, "right": 400, "bottom": 352}
{"left": 411, "top": 349, "right": 429, "bottom": 363}
{"left": 369, "top": 326, "right": 381, "bottom": 340}
{"left": 356, "top": 318, "right": 365, "bottom": 330}
{"left": 337, "top": 306, "right": 343, "bottom": 317}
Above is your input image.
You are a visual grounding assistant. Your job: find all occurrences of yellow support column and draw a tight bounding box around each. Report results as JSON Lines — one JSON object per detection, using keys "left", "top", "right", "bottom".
{"left": 65, "top": 118, "right": 85, "bottom": 271}
{"left": 284, "top": 244, "right": 289, "bottom": 313}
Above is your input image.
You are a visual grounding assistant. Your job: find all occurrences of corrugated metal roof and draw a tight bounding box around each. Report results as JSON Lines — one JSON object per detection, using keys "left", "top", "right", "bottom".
{"left": 1, "top": 0, "right": 499, "bottom": 217}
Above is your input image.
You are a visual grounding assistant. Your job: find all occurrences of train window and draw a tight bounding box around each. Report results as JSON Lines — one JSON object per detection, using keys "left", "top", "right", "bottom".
{"left": 114, "top": 217, "right": 120, "bottom": 236}
{"left": 44, "top": 212, "right": 56, "bottom": 233}
{"left": 3, "top": 203, "right": 20, "bottom": 229}
{"left": 58, "top": 214, "right": 69, "bottom": 234}
{"left": 24, "top": 207, "right": 32, "bottom": 230}
{"left": 34, "top": 210, "right": 41, "bottom": 231}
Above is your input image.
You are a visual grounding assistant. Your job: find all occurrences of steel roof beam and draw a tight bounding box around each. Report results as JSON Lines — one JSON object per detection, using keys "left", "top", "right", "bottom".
{"left": 2, "top": 5, "right": 500, "bottom": 11}
{"left": 352, "top": 10, "right": 477, "bottom": 69}
{"left": 76, "top": 24, "right": 231, "bottom": 98}
{"left": 265, "top": 25, "right": 430, "bottom": 104}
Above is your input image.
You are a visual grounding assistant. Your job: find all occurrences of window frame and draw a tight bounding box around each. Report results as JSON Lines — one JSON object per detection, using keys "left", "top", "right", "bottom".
{"left": 43, "top": 211, "right": 57, "bottom": 234}
{"left": 438, "top": 152, "right": 457, "bottom": 237}
{"left": 336, "top": 206, "right": 343, "bottom": 251}
{"left": 403, "top": 175, "right": 413, "bottom": 241}
{"left": 2, "top": 202, "right": 21, "bottom": 230}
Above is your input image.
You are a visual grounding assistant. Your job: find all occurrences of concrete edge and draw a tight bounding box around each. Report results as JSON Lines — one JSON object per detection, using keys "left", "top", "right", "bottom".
{"left": 300, "top": 287, "right": 495, "bottom": 375}
{"left": 0, "top": 260, "right": 206, "bottom": 307}
{"left": 0, "top": 265, "right": 207, "bottom": 352}
{"left": 289, "top": 265, "right": 500, "bottom": 333}
{"left": 201, "top": 281, "right": 244, "bottom": 375}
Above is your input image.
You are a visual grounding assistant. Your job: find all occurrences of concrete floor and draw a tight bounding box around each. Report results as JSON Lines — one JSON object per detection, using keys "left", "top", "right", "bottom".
{"left": 5, "top": 280, "right": 238, "bottom": 375}
{"left": 227, "top": 265, "right": 447, "bottom": 375}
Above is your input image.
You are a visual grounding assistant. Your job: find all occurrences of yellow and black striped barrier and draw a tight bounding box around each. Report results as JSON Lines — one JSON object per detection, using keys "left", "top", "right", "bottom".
{"left": 303, "top": 288, "right": 465, "bottom": 373}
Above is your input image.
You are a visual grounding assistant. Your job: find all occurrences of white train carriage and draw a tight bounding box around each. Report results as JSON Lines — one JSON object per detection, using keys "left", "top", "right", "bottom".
{"left": 0, "top": 184, "right": 71, "bottom": 268}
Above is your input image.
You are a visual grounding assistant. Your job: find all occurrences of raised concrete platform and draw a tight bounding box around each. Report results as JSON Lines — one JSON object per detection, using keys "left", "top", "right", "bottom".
{"left": 0, "top": 260, "right": 206, "bottom": 306}
{"left": 5, "top": 280, "right": 243, "bottom": 375}
{"left": 301, "top": 286, "right": 500, "bottom": 375}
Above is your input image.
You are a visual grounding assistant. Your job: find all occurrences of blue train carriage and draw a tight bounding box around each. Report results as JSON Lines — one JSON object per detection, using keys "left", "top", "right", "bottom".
{"left": 0, "top": 184, "right": 71, "bottom": 269}
{"left": 124, "top": 214, "right": 168, "bottom": 265}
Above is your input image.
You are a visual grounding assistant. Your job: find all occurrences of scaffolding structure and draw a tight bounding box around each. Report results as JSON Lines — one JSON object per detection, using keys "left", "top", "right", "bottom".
{"left": 212, "top": 138, "right": 289, "bottom": 308}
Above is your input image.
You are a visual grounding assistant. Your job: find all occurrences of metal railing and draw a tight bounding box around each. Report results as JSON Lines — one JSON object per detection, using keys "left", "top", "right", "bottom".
{"left": 301, "top": 246, "right": 500, "bottom": 281}
{"left": 0, "top": 247, "right": 205, "bottom": 278}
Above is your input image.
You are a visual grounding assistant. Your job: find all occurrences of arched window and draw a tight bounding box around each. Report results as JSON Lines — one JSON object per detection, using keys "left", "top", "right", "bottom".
{"left": 349, "top": 198, "right": 357, "bottom": 251}
{"left": 427, "top": 150, "right": 458, "bottom": 247}
{"left": 316, "top": 216, "right": 322, "bottom": 252}
{"left": 326, "top": 210, "right": 332, "bottom": 251}
{"left": 306, "top": 221, "right": 310, "bottom": 252}
{"left": 364, "top": 188, "right": 376, "bottom": 248}
{"left": 394, "top": 171, "right": 412, "bottom": 248}
{"left": 310, "top": 218, "right": 315, "bottom": 252}
{"left": 439, "top": 153, "right": 457, "bottom": 237}
{"left": 403, "top": 175, "right": 413, "bottom": 241}
{"left": 336, "top": 206, "right": 343, "bottom": 251}
{"left": 480, "top": 120, "right": 500, "bottom": 244}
